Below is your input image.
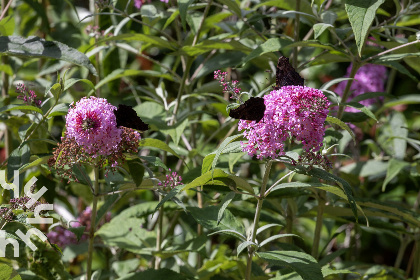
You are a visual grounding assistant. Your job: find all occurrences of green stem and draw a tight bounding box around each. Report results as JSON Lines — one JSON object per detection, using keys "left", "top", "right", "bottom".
{"left": 336, "top": 62, "right": 361, "bottom": 120}
{"left": 312, "top": 190, "right": 326, "bottom": 259}
{"left": 292, "top": 0, "right": 301, "bottom": 68}
{"left": 413, "top": 241, "right": 420, "bottom": 279}
{"left": 86, "top": 166, "right": 100, "bottom": 280}
{"left": 155, "top": 201, "right": 164, "bottom": 269}
{"left": 394, "top": 237, "right": 410, "bottom": 268}
{"left": 245, "top": 160, "right": 272, "bottom": 280}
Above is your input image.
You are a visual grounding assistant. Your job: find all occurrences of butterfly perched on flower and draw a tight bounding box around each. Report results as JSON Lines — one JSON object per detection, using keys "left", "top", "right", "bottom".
{"left": 114, "top": 104, "right": 149, "bottom": 131}
{"left": 228, "top": 56, "right": 304, "bottom": 123}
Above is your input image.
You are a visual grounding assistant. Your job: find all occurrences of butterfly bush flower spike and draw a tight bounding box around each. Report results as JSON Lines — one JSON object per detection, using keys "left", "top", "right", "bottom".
{"left": 336, "top": 64, "right": 387, "bottom": 112}
{"left": 158, "top": 169, "right": 183, "bottom": 192}
{"left": 16, "top": 83, "right": 42, "bottom": 107}
{"left": 49, "top": 97, "right": 141, "bottom": 181}
{"left": 214, "top": 70, "right": 241, "bottom": 100}
{"left": 239, "top": 86, "right": 331, "bottom": 168}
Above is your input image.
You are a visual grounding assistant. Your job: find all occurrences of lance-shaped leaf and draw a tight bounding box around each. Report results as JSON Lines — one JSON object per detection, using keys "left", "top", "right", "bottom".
{"left": 345, "top": 0, "right": 385, "bottom": 55}
{"left": 258, "top": 251, "right": 323, "bottom": 280}
{"left": 0, "top": 36, "right": 97, "bottom": 75}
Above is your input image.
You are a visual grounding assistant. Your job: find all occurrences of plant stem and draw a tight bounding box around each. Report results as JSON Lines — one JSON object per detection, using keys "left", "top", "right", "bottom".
{"left": 336, "top": 62, "right": 360, "bottom": 120}
{"left": 312, "top": 190, "right": 326, "bottom": 259}
{"left": 86, "top": 166, "right": 100, "bottom": 280}
{"left": 292, "top": 0, "right": 301, "bottom": 68}
{"left": 245, "top": 160, "right": 272, "bottom": 280}
{"left": 155, "top": 201, "right": 164, "bottom": 269}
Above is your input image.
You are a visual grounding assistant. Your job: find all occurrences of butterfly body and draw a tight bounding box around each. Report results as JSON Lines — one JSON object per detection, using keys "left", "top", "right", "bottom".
{"left": 114, "top": 104, "right": 149, "bottom": 131}
{"left": 273, "top": 56, "right": 304, "bottom": 90}
{"left": 228, "top": 97, "right": 266, "bottom": 123}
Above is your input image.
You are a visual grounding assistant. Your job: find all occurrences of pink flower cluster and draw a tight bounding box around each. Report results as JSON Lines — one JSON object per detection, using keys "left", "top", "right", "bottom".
{"left": 336, "top": 64, "right": 387, "bottom": 112}
{"left": 47, "top": 207, "right": 111, "bottom": 248}
{"left": 16, "top": 83, "right": 42, "bottom": 107}
{"left": 134, "top": 0, "right": 168, "bottom": 9}
{"left": 158, "top": 169, "right": 183, "bottom": 192}
{"left": 65, "top": 97, "right": 123, "bottom": 157}
{"left": 214, "top": 70, "right": 241, "bottom": 100}
{"left": 239, "top": 86, "right": 330, "bottom": 160}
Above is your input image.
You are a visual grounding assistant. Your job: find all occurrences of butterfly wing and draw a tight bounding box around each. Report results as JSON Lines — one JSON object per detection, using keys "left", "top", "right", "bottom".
{"left": 114, "top": 104, "right": 149, "bottom": 131}
{"left": 229, "top": 97, "right": 266, "bottom": 123}
{"left": 274, "top": 56, "right": 304, "bottom": 90}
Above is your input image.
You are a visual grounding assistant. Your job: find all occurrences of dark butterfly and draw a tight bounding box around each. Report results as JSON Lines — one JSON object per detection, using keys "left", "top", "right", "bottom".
{"left": 114, "top": 104, "right": 149, "bottom": 131}
{"left": 273, "top": 56, "right": 304, "bottom": 90}
{"left": 228, "top": 97, "right": 266, "bottom": 123}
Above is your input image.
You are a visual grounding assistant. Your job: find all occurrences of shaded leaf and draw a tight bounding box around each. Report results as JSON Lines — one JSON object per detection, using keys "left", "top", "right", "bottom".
{"left": 345, "top": 0, "right": 385, "bottom": 55}
{"left": 258, "top": 251, "right": 323, "bottom": 280}
{"left": 0, "top": 36, "right": 97, "bottom": 75}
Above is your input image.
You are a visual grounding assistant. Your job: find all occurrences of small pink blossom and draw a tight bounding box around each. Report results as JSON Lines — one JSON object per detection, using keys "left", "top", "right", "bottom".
{"left": 239, "top": 86, "right": 330, "bottom": 160}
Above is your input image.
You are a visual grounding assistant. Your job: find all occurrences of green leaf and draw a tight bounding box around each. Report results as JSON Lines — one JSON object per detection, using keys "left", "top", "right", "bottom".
{"left": 384, "top": 94, "right": 420, "bottom": 108}
{"left": 237, "top": 241, "right": 257, "bottom": 257}
{"left": 258, "top": 251, "right": 323, "bottom": 280}
{"left": 0, "top": 264, "right": 21, "bottom": 280}
{"left": 68, "top": 226, "right": 86, "bottom": 242}
{"left": 202, "top": 153, "right": 216, "bottom": 174}
{"left": 382, "top": 159, "right": 410, "bottom": 192}
{"left": 241, "top": 38, "right": 293, "bottom": 65}
{"left": 0, "top": 104, "right": 43, "bottom": 114}
{"left": 0, "top": 36, "right": 97, "bottom": 75}
{"left": 182, "top": 169, "right": 254, "bottom": 194}
{"left": 344, "top": 0, "right": 386, "bottom": 56}
{"left": 187, "top": 205, "right": 245, "bottom": 235}
{"left": 63, "top": 78, "right": 95, "bottom": 92}
{"left": 178, "top": 0, "right": 195, "bottom": 30}
{"left": 117, "top": 268, "right": 189, "bottom": 280}
{"left": 8, "top": 145, "right": 30, "bottom": 181}
{"left": 259, "top": 234, "right": 300, "bottom": 248}
{"left": 389, "top": 112, "right": 407, "bottom": 160}
{"left": 372, "top": 52, "right": 420, "bottom": 62}
{"left": 313, "top": 23, "right": 333, "bottom": 39}
{"left": 292, "top": 167, "right": 361, "bottom": 223}
{"left": 211, "top": 134, "right": 243, "bottom": 177}
{"left": 0, "top": 15, "right": 15, "bottom": 36}
{"left": 343, "top": 102, "right": 377, "bottom": 121}
{"left": 128, "top": 159, "right": 145, "bottom": 187}
{"left": 139, "top": 156, "right": 169, "bottom": 171}
{"left": 96, "top": 194, "right": 118, "bottom": 228}
{"left": 97, "top": 33, "right": 175, "bottom": 50}
{"left": 18, "top": 156, "right": 50, "bottom": 174}
{"left": 326, "top": 116, "right": 356, "bottom": 144}
{"left": 48, "top": 83, "right": 62, "bottom": 101}
{"left": 154, "top": 184, "right": 184, "bottom": 212}
{"left": 256, "top": 223, "right": 283, "bottom": 235}
{"left": 138, "top": 138, "right": 181, "bottom": 158}
{"left": 228, "top": 152, "right": 245, "bottom": 173}
{"left": 217, "top": 192, "right": 236, "bottom": 225}
{"left": 161, "top": 118, "right": 189, "bottom": 146}
{"left": 217, "top": 0, "right": 241, "bottom": 17}
{"left": 48, "top": 103, "right": 69, "bottom": 118}
{"left": 255, "top": 0, "right": 313, "bottom": 14}
{"left": 322, "top": 266, "right": 359, "bottom": 277}
{"left": 182, "top": 40, "right": 251, "bottom": 56}
{"left": 208, "top": 229, "right": 246, "bottom": 241}
{"left": 92, "top": 69, "right": 174, "bottom": 94}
